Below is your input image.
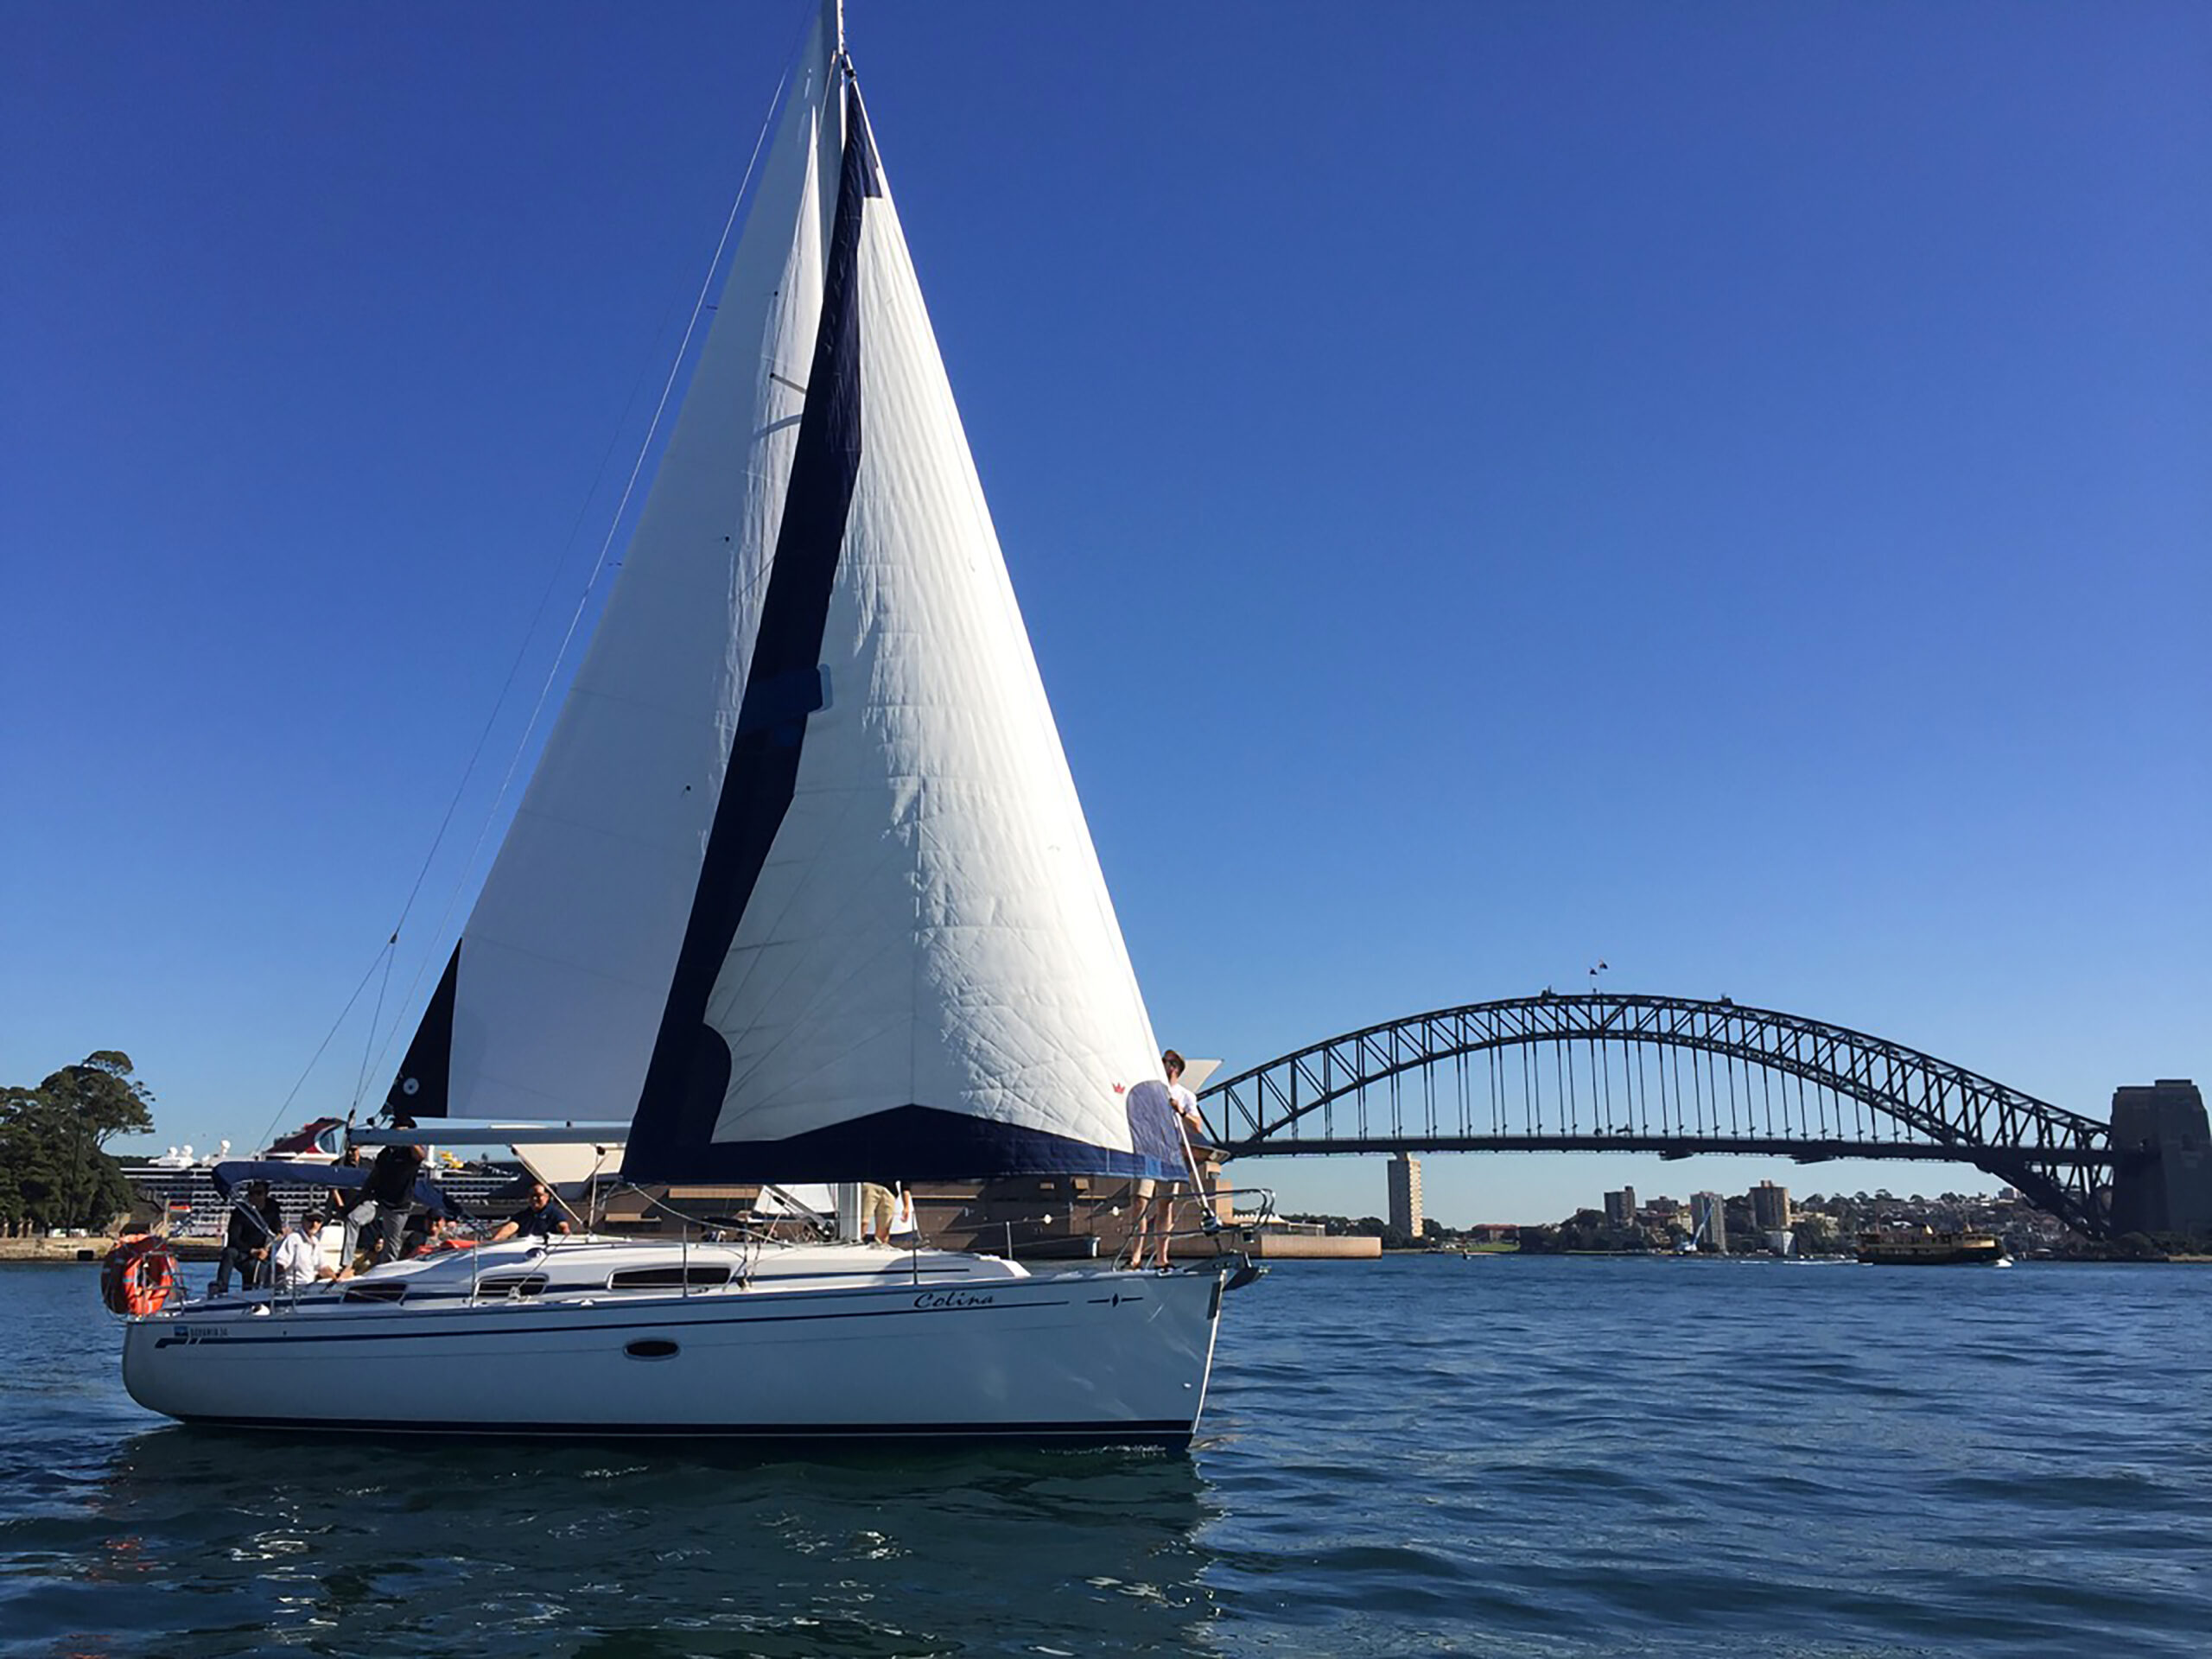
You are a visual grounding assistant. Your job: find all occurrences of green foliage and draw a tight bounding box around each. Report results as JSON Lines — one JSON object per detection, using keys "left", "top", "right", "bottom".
{"left": 0, "top": 1052, "right": 154, "bottom": 1235}
{"left": 44, "top": 1052, "right": 156, "bottom": 1143}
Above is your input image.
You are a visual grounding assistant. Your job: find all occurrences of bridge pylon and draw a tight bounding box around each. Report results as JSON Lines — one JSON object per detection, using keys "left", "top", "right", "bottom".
{"left": 2107, "top": 1080, "right": 2212, "bottom": 1238}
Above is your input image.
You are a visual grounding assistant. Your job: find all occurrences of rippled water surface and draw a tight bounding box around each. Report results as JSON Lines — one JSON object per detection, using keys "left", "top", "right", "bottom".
{"left": 3, "top": 1256, "right": 2206, "bottom": 1656}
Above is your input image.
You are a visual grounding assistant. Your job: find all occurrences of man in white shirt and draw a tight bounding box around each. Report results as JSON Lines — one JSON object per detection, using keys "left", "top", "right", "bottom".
{"left": 1128, "top": 1051, "right": 1211, "bottom": 1269}
{"left": 1165, "top": 1052, "right": 1205, "bottom": 1142}
{"left": 269, "top": 1211, "right": 333, "bottom": 1294}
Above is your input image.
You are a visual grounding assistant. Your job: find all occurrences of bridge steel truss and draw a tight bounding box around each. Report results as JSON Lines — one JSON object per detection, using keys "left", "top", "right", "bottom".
{"left": 1198, "top": 994, "right": 2115, "bottom": 1237}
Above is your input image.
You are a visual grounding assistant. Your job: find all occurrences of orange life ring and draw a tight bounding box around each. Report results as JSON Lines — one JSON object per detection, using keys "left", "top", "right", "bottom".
{"left": 100, "top": 1235, "right": 177, "bottom": 1317}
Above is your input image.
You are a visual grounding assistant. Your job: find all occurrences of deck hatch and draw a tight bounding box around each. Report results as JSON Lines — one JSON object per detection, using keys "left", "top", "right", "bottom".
{"left": 608, "top": 1265, "right": 734, "bottom": 1290}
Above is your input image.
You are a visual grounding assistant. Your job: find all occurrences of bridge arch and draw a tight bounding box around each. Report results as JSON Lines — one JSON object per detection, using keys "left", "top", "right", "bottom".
{"left": 1196, "top": 994, "right": 2113, "bottom": 1237}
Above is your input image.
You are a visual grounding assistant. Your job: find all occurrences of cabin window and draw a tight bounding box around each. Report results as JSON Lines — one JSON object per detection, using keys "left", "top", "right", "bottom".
{"left": 625, "top": 1338, "right": 680, "bottom": 1360}
{"left": 340, "top": 1282, "right": 407, "bottom": 1304}
{"left": 475, "top": 1274, "right": 548, "bottom": 1299}
{"left": 607, "top": 1265, "right": 733, "bottom": 1290}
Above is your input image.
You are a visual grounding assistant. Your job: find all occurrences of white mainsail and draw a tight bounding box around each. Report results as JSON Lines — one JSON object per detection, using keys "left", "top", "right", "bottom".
{"left": 395, "top": 10, "right": 1171, "bottom": 1185}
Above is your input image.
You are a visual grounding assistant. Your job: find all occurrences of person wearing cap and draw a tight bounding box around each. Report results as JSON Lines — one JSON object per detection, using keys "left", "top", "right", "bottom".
{"left": 212, "top": 1179, "right": 282, "bottom": 1296}
{"left": 269, "top": 1211, "right": 333, "bottom": 1294}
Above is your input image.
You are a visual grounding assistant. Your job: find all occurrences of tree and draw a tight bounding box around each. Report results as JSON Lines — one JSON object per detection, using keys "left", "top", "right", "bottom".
{"left": 0, "top": 1052, "right": 154, "bottom": 1235}
{"left": 44, "top": 1052, "right": 156, "bottom": 1143}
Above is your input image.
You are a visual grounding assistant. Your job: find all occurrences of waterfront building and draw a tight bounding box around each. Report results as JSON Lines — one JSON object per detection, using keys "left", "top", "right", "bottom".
{"left": 1603, "top": 1186, "right": 1637, "bottom": 1226}
{"left": 1387, "top": 1154, "right": 1424, "bottom": 1239}
{"left": 1691, "top": 1191, "right": 1728, "bottom": 1253}
{"left": 1751, "top": 1180, "right": 1791, "bottom": 1231}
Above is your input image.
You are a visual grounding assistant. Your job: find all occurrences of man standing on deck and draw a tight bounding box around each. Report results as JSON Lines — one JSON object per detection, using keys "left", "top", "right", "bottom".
{"left": 1126, "top": 1052, "right": 1209, "bottom": 1269}
{"left": 343, "top": 1122, "right": 426, "bottom": 1273}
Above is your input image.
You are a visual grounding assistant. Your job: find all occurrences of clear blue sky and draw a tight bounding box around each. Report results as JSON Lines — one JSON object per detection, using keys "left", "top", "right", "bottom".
{"left": 4, "top": 2, "right": 2205, "bottom": 1226}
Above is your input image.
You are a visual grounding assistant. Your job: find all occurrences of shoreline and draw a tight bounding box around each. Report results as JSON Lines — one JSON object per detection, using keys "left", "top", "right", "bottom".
{"left": 0, "top": 1236, "right": 118, "bottom": 1263}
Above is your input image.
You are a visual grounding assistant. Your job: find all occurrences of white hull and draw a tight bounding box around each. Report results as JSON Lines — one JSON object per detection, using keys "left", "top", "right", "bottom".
{"left": 123, "top": 1240, "right": 1230, "bottom": 1446}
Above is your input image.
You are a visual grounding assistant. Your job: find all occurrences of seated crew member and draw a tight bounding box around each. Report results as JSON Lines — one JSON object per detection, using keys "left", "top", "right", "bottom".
{"left": 250, "top": 1183, "right": 286, "bottom": 1284}
{"left": 212, "top": 1179, "right": 276, "bottom": 1295}
{"left": 270, "top": 1212, "right": 334, "bottom": 1293}
{"left": 487, "top": 1183, "right": 573, "bottom": 1244}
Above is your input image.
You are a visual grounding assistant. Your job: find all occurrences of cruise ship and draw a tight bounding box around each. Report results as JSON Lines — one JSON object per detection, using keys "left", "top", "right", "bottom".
{"left": 119, "top": 1120, "right": 524, "bottom": 1243}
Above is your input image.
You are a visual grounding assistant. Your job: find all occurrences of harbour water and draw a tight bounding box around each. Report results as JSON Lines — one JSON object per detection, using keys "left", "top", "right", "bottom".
{"left": 3, "top": 1255, "right": 2206, "bottom": 1656}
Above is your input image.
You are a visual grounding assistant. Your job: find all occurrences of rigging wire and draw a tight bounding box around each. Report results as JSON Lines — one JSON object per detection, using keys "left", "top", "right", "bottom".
{"left": 353, "top": 942, "right": 397, "bottom": 1116}
{"left": 260, "top": 944, "right": 402, "bottom": 1143}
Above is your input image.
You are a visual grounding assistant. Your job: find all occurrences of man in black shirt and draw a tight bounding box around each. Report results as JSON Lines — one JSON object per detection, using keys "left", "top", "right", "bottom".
{"left": 212, "top": 1179, "right": 279, "bottom": 1295}
{"left": 488, "top": 1182, "right": 573, "bottom": 1244}
{"left": 345, "top": 1123, "right": 427, "bottom": 1271}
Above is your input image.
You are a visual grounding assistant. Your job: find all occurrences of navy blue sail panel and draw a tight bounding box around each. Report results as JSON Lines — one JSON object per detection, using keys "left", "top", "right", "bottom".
{"left": 632, "top": 1106, "right": 1179, "bottom": 1185}
{"left": 385, "top": 944, "right": 459, "bottom": 1118}
{"left": 620, "top": 77, "right": 874, "bottom": 1186}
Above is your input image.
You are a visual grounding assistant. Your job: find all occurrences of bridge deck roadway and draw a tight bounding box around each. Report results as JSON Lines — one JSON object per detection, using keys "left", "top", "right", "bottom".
{"left": 1217, "top": 1134, "right": 2110, "bottom": 1166}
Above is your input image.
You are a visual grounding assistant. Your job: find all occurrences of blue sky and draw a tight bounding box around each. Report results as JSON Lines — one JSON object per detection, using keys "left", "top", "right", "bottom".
{"left": 4, "top": 1, "right": 2205, "bottom": 1226}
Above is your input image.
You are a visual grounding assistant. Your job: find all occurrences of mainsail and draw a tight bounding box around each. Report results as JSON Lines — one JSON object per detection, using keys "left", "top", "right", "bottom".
{"left": 391, "top": 9, "right": 1173, "bottom": 1185}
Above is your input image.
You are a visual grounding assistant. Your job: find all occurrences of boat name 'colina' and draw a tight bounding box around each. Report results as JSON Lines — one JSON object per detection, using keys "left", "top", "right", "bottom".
{"left": 913, "top": 1289, "right": 995, "bottom": 1311}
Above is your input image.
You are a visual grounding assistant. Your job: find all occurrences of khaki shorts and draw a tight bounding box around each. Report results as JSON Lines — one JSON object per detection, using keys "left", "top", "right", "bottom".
{"left": 859, "top": 1183, "right": 895, "bottom": 1232}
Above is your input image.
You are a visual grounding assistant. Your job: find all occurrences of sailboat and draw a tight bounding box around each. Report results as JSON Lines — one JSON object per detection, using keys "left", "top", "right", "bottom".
{"left": 118, "top": 2, "right": 1257, "bottom": 1446}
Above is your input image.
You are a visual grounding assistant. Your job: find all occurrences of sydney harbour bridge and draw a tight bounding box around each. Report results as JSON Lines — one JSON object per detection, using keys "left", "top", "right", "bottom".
{"left": 1193, "top": 993, "right": 2202, "bottom": 1241}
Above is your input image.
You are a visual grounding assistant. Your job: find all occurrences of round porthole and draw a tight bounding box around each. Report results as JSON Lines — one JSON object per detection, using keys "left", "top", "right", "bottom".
{"left": 626, "top": 1338, "right": 680, "bottom": 1360}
